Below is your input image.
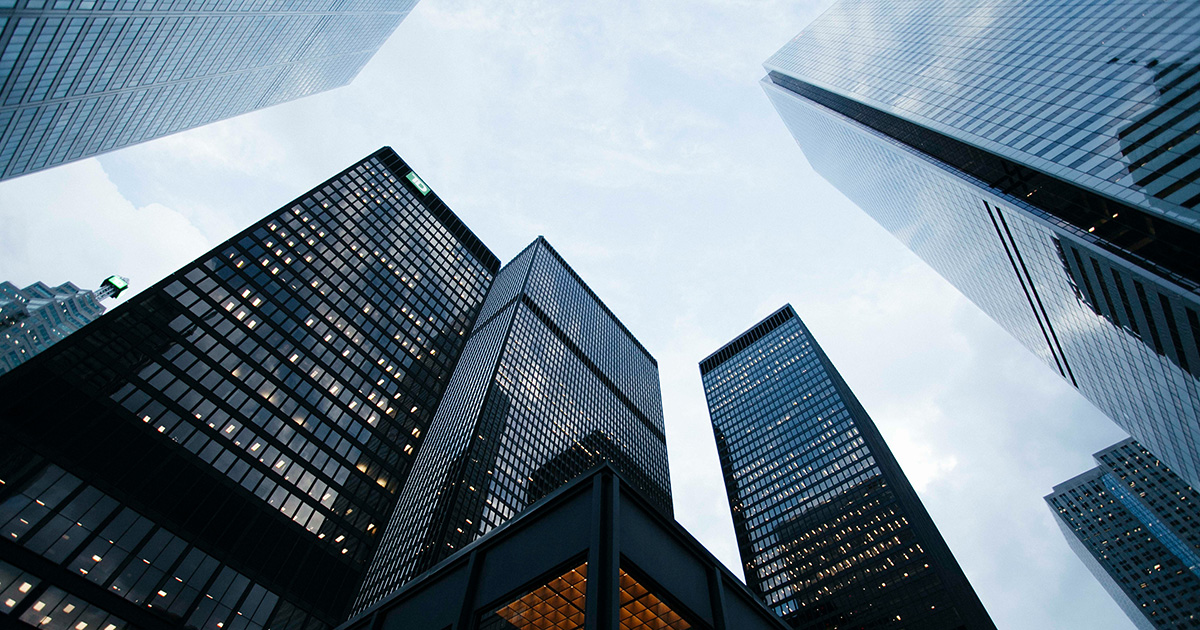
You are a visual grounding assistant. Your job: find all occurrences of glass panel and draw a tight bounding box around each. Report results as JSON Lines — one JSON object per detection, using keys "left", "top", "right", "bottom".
{"left": 0, "top": 560, "right": 40, "bottom": 613}
{"left": 618, "top": 568, "right": 692, "bottom": 630}
{"left": 480, "top": 562, "right": 588, "bottom": 630}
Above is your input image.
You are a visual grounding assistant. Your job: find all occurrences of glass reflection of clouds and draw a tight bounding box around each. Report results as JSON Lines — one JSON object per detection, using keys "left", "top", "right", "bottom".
{"left": 763, "top": 0, "right": 1200, "bottom": 488}
{"left": 767, "top": 0, "right": 1200, "bottom": 227}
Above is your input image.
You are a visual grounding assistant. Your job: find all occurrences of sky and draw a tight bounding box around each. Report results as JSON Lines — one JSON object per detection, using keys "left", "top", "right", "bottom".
{"left": 0, "top": 1, "right": 1137, "bottom": 628}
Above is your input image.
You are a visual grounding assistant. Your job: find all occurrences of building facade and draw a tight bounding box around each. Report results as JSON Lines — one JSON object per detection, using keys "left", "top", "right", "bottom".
{"left": 354, "top": 237, "right": 672, "bottom": 615}
{"left": 1047, "top": 439, "right": 1200, "bottom": 629}
{"left": 0, "top": 275, "right": 126, "bottom": 375}
{"left": 701, "top": 305, "right": 994, "bottom": 630}
{"left": 762, "top": 0, "right": 1200, "bottom": 486}
{"left": 0, "top": 146, "right": 499, "bottom": 630}
{"left": 341, "top": 465, "right": 789, "bottom": 630}
{"left": 0, "top": 1, "right": 417, "bottom": 180}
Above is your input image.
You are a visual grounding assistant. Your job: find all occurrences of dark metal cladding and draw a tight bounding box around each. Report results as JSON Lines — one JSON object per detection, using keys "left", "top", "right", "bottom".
{"left": 0, "top": 147, "right": 497, "bottom": 630}
{"left": 340, "top": 465, "right": 789, "bottom": 630}
{"left": 355, "top": 238, "right": 671, "bottom": 614}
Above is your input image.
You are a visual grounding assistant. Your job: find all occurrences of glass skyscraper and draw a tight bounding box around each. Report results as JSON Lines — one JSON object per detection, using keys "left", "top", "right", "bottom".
{"left": 763, "top": 0, "right": 1200, "bottom": 487}
{"left": 701, "top": 305, "right": 994, "bottom": 630}
{"left": 354, "top": 237, "right": 672, "bottom": 615}
{"left": 1047, "top": 439, "right": 1200, "bottom": 629}
{"left": 0, "top": 1, "right": 417, "bottom": 180}
{"left": 1, "top": 275, "right": 126, "bottom": 375}
{"left": 0, "top": 147, "right": 498, "bottom": 630}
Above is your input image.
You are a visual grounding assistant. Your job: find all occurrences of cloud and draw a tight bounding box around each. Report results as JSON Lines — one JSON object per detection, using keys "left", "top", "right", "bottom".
{"left": 147, "top": 116, "right": 290, "bottom": 176}
{"left": 658, "top": 312, "right": 746, "bottom": 578}
{"left": 873, "top": 395, "right": 960, "bottom": 491}
{"left": 0, "top": 160, "right": 209, "bottom": 304}
{"left": 0, "top": 1, "right": 1141, "bottom": 626}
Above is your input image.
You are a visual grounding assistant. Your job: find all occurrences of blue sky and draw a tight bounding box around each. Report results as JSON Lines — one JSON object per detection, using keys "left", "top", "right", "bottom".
{"left": 0, "top": 1, "right": 1134, "bottom": 627}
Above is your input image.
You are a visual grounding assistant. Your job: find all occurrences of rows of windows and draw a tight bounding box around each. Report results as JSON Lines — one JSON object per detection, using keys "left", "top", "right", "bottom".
{"left": 1049, "top": 467, "right": 1200, "bottom": 628}
{"left": 1004, "top": 204, "right": 1200, "bottom": 486}
{"left": 0, "top": 3, "right": 414, "bottom": 177}
{"left": 0, "top": 280, "right": 105, "bottom": 375}
{"left": 1, "top": 150, "right": 498, "bottom": 630}
{"left": 356, "top": 291, "right": 517, "bottom": 610}
{"left": 0, "top": 1, "right": 408, "bottom": 11}
{"left": 767, "top": 0, "right": 1200, "bottom": 219}
{"left": 1097, "top": 440, "right": 1200, "bottom": 552}
{"left": 481, "top": 303, "right": 669, "bottom": 528}
{"left": 71, "top": 157, "right": 492, "bottom": 567}
{"left": 355, "top": 239, "right": 669, "bottom": 613}
{"left": 13, "top": 584, "right": 127, "bottom": 630}
{"left": 703, "top": 310, "right": 981, "bottom": 629}
{"left": 410, "top": 302, "right": 669, "bottom": 554}
{"left": 364, "top": 314, "right": 504, "bottom": 594}
{"left": 524, "top": 242, "right": 664, "bottom": 426}
{"left": 1, "top": 460, "right": 279, "bottom": 630}
{"left": 767, "top": 66, "right": 1200, "bottom": 493}
{"left": 0, "top": 45, "right": 367, "bottom": 175}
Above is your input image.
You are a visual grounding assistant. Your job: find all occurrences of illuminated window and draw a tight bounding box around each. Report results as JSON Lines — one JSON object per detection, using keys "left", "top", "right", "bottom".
{"left": 618, "top": 568, "right": 693, "bottom": 630}
{"left": 481, "top": 563, "right": 587, "bottom": 630}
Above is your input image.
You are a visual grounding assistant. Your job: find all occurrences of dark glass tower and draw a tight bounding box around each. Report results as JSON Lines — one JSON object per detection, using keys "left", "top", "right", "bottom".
{"left": 0, "top": 147, "right": 499, "bottom": 630}
{"left": 354, "top": 237, "right": 671, "bottom": 614}
{"left": 0, "top": 1, "right": 418, "bottom": 180}
{"left": 1047, "top": 439, "right": 1200, "bottom": 629}
{"left": 763, "top": 0, "right": 1200, "bottom": 487}
{"left": 700, "top": 305, "right": 994, "bottom": 630}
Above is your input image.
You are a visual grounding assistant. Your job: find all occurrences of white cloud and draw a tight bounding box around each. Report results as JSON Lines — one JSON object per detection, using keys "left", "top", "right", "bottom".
{"left": 0, "top": 160, "right": 209, "bottom": 303}
{"left": 0, "top": 1, "right": 1141, "bottom": 627}
{"left": 873, "top": 395, "right": 960, "bottom": 491}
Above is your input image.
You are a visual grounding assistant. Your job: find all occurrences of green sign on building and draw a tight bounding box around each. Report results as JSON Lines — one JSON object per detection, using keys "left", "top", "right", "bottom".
{"left": 406, "top": 172, "right": 430, "bottom": 196}
{"left": 102, "top": 275, "right": 129, "bottom": 297}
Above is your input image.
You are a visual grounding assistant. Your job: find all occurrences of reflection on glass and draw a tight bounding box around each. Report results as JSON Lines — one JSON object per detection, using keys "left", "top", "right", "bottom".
{"left": 761, "top": 0, "right": 1200, "bottom": 490}
{"left": 356, "top": 239, "right": 671, "bottom": 612}
{"left": 702, "top": 307, "right": 992, "bottom": 628}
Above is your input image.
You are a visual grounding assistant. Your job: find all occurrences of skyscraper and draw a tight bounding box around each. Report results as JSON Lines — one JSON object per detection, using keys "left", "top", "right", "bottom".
{"left": 701, "top": 305, "right": 994, "bottom": 630}
{"left": 1047, "top": 439, "right": 1200, "bottom": 629}
{"left": 1, "top": 275, "right": 126, "bottom": 375}
{"left": 354, "top": 237, "right": 671, "bottom": 614}
{"left": 0, "top": 2, "right": 418, "bottom": 180}
{"left": 763, "top": 0, "right": 1200, "bottom": 486}
{"left": 0, "top": 146, "right": 498, "bottom": 630}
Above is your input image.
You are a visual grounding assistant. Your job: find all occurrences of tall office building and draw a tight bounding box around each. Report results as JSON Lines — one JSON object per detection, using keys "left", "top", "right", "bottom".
{"left": 0, "top": 1, "right": 418, "bottom": 180}
{"left": 0, "top": 275, "right": 126, "bottom": 375}
{"left": 0, "top": 146, "right": 499, "bottom": 630}
{"left": 701, "top": 305, "right": 994, "bottom": 630}
{"left": 1047, "top": 439, "right": 1200, "bottom": 629}
{"left": 763, "top": 0, "right": 1200, "bottom": 486}
{"left": 354, "top": 237, "right": 671, "bottom": 614}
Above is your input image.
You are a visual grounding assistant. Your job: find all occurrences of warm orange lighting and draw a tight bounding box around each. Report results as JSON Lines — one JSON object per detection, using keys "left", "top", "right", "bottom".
{"left": 618, "top": 569, "right": 691, "bottom": 630}
{"left": 491, "top": 563, "right": 588, "bottom": 630}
